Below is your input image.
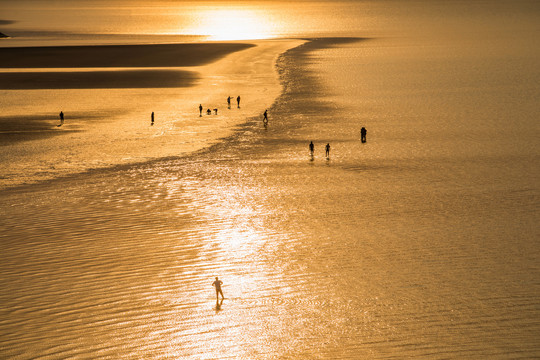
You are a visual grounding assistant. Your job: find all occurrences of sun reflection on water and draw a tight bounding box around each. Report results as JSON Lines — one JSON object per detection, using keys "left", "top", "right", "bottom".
{"left": 191, "top": 9, "right": 272, "bottom": 41}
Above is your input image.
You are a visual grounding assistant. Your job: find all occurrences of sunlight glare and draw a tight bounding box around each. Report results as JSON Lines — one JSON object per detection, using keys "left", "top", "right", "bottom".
{"left": 193, "top": 9, "right": 271, "bottom": 41}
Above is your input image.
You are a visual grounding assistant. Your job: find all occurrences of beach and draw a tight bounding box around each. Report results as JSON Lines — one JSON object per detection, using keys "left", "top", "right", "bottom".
{"left": 2, "top": 35, "right": 539, "bottom": 358}
{"left": 0, "top": 39, "right": 304, "bottom": 188}
{"left": 1, "top": 0, "right": 539, "bottom": 358}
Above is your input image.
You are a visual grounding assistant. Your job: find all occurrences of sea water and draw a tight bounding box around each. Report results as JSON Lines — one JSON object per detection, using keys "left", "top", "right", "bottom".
{"left": 1, "top": 0, "right": 539, "bottom": 358}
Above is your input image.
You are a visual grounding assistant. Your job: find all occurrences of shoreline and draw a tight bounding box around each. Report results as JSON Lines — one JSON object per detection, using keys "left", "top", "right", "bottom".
{"left": 0, "top": 38, "right": 367, "bottom": 193}
{"left": 0, "top": 39, "right": 305, "bottom": 190}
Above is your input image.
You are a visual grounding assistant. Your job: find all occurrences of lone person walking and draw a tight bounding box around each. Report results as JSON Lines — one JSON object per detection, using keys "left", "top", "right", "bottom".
{"left": 263, "top": 109, "right": 268, "bottom": 126}
{"left": 58, "top": 111, "right": 64, "bottom": 127}
{"left": 199, "top": 104, "right": 203, "bottom": 117}
{"left": 151, "top": 112, "right": 154, "bottom": 126}
{"left": 236, "top": 95, "right": 241, "bottom": 108}
{"left": 325, "top": 143, "right": 330, "bottom": 157}
{"left": 227, "top": 96, "right": 231, "bottom": 108}
{"left": 309, "top": 141, "right": 314, "bottom": 157}
{"left": 212, "top": 277, "right": 224, "bottom": 301}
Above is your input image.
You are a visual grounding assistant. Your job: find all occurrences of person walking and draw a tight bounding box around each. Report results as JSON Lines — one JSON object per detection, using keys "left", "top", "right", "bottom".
{"left": 199, "top": 104, "right": 203, "bottom": 117}
{"left": 309, "top": 141, "right": 314, "bottom": 156}
{"left": 325, "top": 143, "right": 330, "bottom": 157}
{"left": 236, "top": 95, "right": 241, "bottom": 108}
{"left": 151, "top": 112, "right": 154, "bottom": 126}
{"left": 58, "top": 111, "right": 64, "bottom": 127}
{"left": 361, "top": 127, "right": 367, "bottom": 143}
{"left": 227, "top": 96, "right": 231, "bottom": 108}
{"left": 212, "top": 276, "right": 224, "bottom": 301}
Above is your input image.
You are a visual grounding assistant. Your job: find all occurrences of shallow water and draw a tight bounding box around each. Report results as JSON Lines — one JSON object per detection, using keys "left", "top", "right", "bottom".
{"left": 1, "top": 0, "right": 540, "bottom": 358}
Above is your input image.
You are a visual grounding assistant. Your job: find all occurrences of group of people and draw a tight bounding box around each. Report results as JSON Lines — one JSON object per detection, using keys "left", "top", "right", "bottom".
{"left": 227, "top": 95, "right": 241, "bottom": 109}
{"left": 145, "top": 96, "right": 243, "bottom": 127}
{"left": 61, "top": 96, "right": 244, "bottom": 128}
{"left": 198, "top": 96, "right": 242, "bottom": 118}
{"left": 60, "top": 104, "right": 368, "bottom": 162}
{"left": 309, "top": 141, "right": 332, "bottom": 158}
{"left": 308, "top": 128, "right": 367, "bottom": 159}
{"left": 199, "top": 104, "right": 216, "bottom": 116}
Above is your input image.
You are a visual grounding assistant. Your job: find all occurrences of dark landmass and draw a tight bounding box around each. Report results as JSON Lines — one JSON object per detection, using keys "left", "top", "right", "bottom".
{"left": 0, "top": 43, "right": 255, "bottom": 68}
{"left": 0, "top": 69, "right": 199, "bottom": 89}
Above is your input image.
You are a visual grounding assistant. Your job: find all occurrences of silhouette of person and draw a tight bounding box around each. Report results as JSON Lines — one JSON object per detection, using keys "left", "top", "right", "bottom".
{"left": 325, "top": 143, "right": 330, "bottom": 157}
{"left": 58, "top": 111, "right": 64, "bottom": 127}
{"left": 214, "top": 108, "right": 218, "bottom": 115}
{"left": 227, "top": 96, "right": 231, "bottom": 109}
{"left": 199, "top": 104, "right": 203, "bottom": 117}
{"left": 206, "top": 108, "right": 212, "bottom": 115}
{"left": 262, "top": 110, "right": 268, "bottom": 126}
{"left": 309, "top": 141, "right": 314, "bottom": 156}
{"left": 212, "top": 276, "right": 224, "bottom": 301}
{"left": 151, "top": 112, "right": 154, "bottom": 126}
{"left": 237, "top": 95, "right": 241, "bottom": 108}
{"left": 361, "top": 127, "right": 367, "bottom": 143}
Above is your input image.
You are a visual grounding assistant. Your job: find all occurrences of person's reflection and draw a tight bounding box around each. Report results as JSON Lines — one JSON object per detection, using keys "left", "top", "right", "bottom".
{"left": 215, "top": 298, "right": 224, "bottom": 312}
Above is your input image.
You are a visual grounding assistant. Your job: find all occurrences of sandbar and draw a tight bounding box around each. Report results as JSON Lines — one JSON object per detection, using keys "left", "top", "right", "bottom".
{"left": 0, "top": 39, "right": 305, "bottom": 188}
{"left": 0, "top": 43, "right": 255, "bottom": 68}
{"left": 0, "top": 42, "right": 251, "bottom": 142}
{"left": 0, "top": 69, "right": 199, "bottom": 90}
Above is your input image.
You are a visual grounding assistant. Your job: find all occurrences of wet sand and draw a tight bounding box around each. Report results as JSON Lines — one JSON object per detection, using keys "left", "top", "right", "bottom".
{"left": 0, "top": 114, "right": 82, "bottom": 144}
{"left": 0, "top": 69, "right": 199, "bottom": 90}
{"left": 0, "top": 39, "right": 305, "bottom": 188}
{"left": 0, "top": 42, "right": 254, "bottom": 145}
{"left": 0, "top": 43, "right": 254, "bottom": 68}
{"left": 2, "top": 0, "right": 539, "bottom": 356}
{"left": 2, "top": 37, "right": 538, "bottom": 358}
